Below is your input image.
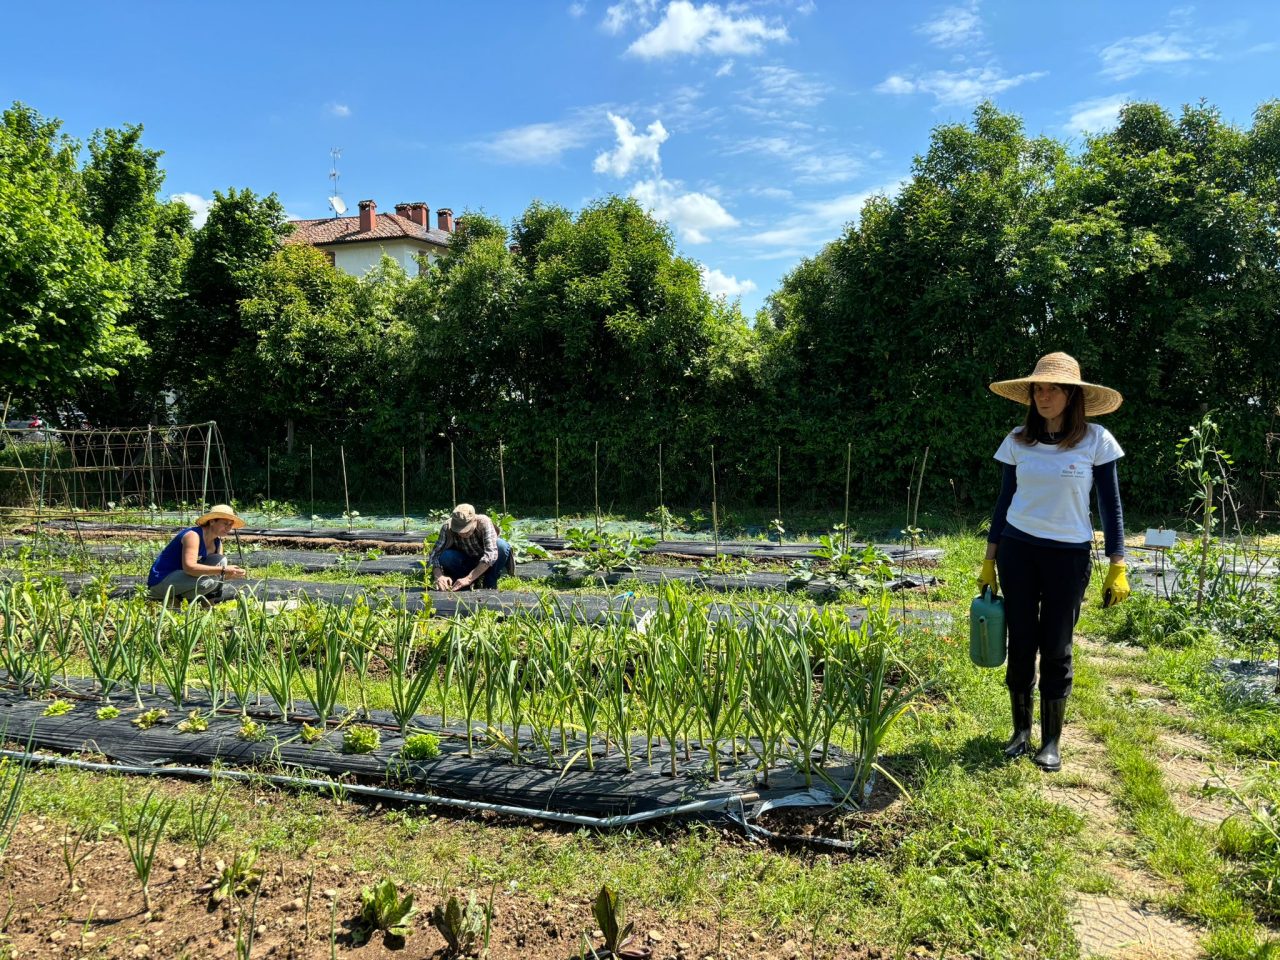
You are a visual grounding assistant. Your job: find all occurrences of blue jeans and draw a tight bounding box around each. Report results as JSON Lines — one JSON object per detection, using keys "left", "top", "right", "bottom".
{"left": 436, "top": 539, "right": 511, "bottom": 589}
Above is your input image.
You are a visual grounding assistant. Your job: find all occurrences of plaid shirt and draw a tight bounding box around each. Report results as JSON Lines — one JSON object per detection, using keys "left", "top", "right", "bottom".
{"left": 427, "top": 514, "right": 499, "bottom": 568}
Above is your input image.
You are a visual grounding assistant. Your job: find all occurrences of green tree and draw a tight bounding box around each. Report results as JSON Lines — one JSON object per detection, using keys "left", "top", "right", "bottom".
{"left": 0, "top": 102, "right": 138, "bottom": 403}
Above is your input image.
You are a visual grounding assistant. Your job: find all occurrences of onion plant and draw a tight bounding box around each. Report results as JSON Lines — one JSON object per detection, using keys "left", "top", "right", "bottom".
{"left": 296, "top": 606, "right": 346, "bottom": 726}
{"left": 148, "top": 603, "right": 211, "bottom": 709}
{"left": 0, "top": 583, "right": 38, "bottom": 694}
{"left": 741, "top": 616, "right": 790, "bottom": 787}
{"left": 449, "top": 620, "right": 489, "bottom": 755}
{"left": 380, "top": 608, "right": 445, "bottom": 736}
{"left": 80, "top": 603, "right": 126, "bottom": 700}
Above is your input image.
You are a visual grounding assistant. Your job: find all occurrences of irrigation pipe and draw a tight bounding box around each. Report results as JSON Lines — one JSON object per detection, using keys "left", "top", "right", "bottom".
{"left": 0, "top": 747, "right": 757, "bottom": 831}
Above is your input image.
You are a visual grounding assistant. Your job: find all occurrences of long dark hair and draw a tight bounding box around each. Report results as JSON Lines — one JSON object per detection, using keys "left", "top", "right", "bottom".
{"left": 1016, "top": 383, "right": 1087, "bottom": 448}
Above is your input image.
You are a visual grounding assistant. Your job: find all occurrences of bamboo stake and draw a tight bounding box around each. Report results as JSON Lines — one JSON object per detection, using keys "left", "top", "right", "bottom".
{"left": 200, "top": 422, "right": 214, "bottom": 515}
{"left": 554, "top": 437, "right": 561, "bottom": 538}
{"left": 266, "top": 446, "right": 271, "bottom": 502}
{"left": 498, "top": 440, "right": 507, "bottom": 515}
{"left": 340, "top": 445, "right": 351, "bottom": 528}
{"left": 658, "top": 442, "right": 666, "bottom": 543}
{"left": 450, "top": 442, "right": 457, "bottom": 506}
{"left": 711, "top": 444, "right": 720, "bottom": 558}
{"left": 776, "top": 444, "right": 782, "bottom": 544}
{"left": 842, "top": 442, "right": 852, "bottom": 552}
{"left": 401, "top": 447, "right": 407, "bottom": 532}
{"left": 308, "top": 444, "right": 314, "bottom": 529}
{"left": 594, "top": 440, "right": 601, "bottom": 535}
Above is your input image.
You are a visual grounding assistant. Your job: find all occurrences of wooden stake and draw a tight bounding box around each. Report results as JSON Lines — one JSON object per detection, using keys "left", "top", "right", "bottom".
{"left": 266, "top": 446, "right": 271, "bottom": 502}
{"left": 594, "top": 440, "right": 601, "bottom": 535}
{"left": 843, "top": 442, "right": 852, "bottom": 552}
{"left": 554, "top": 437, "right": 561, "bottom": 538}
{"left": 340, "top": 445, "right": 351, "bottom": 528}
{"left": 498, "top": 440, "right": 507, "bottom": 515}
{"left": 401, "top": 447, "right": 407, "bottom": 532}
{"left": 711, "top": 444, "right": 720, "bottom": 558}
{"left": 658, "top": 442, "right": 666, "bottom": 543}
{"left": 450, "top": 442, "right": 457, "bottom": 506}
{"left": 776, "top": 444, "right": 782, "bottom": 543}
{"left": 308, "top": 444, "right": 314, "bottom": 529}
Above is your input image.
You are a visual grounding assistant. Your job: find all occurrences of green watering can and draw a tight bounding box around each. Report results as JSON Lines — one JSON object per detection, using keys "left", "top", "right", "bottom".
{"left": 969, "top": 587, "right": 1007, "bottom": 668}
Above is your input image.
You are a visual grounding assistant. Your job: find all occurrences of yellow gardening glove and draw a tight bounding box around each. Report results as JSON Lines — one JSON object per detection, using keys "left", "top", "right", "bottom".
{"left": 977, "top": 559, "right": 999, "bottom": 596}
{"left": 1102, "top": 563, "right": 1130, "bottom": 608}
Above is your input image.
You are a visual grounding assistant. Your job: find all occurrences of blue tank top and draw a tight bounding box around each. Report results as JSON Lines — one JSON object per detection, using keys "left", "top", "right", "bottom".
{"left": 147, "top": 527, "right": 219, "bottom": 587}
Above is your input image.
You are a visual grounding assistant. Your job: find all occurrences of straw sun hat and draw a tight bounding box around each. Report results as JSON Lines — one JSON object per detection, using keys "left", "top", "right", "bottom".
{"left": 195, "top": 504, "right": 246, "bottom": 529}
{"left": 989, "top": 352, "right": 1123, "bottom": 416}
{"left": 449, "top": 503, "right": 478, "bottom": 534}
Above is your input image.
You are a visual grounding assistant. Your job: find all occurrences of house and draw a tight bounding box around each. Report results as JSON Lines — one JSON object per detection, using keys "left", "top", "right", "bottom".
{"left": 284, "top": 200, "right": 454, "bottom": 276}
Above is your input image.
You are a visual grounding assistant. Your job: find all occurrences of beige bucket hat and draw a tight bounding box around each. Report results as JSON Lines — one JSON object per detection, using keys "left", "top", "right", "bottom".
{"left": 989, "top": 352, "right": 1122, "bottom": 416}
{"left": 195, "top": 504, "right": 246, "bottom": 529}
{"left": 449, "top": 503, "right": 478, "bottom": 533}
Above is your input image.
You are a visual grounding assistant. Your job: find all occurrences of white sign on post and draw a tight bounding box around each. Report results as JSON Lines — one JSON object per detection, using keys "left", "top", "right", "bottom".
{"left": 1144, "top": 528, "right": 1177, "bottom": 549}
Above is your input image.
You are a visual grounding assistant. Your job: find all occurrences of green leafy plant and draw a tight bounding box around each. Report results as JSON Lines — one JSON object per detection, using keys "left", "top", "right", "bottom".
{"left": 177, "top": 709, "right": 210, "bottom": 733}
{"left": 593, "top": 883, "right": 649, "bottom": 957}
{"left": 698, "top": 554, "right": 754, "bottom": 578}
{"left": 353, "top": 877, "right": 418, "bottom": 944}
{"left": 489, "top": 511, "right": 548, "bottom": 561}
{"left": 211, "top": 849, "right": 262, "bottom": 905}
{"left": 789, "top": 539, "right": 893, "bottom": 595}
{"left": 132, "top": 708, "right": 168, "bottom": 730}
{"left": 342, "top": 724, "right": 381, "bottom": 755}
{"left": 300, "top": 722, "right": 327, "bottom": 744}
{"left": 238, "top": 718, "right": 267, "bottom": 742}
{"left": 116, "top": 786, "right": 174, "bottom": 912}
{"left": 553, "top": 528, "right": 656, "bottom": 580}
{"left": 430, "top": 892, "right": 491, "bottom": 958}
{"left": 402, "top": 732, "right": 442, "bottom": 761}
{"left": 42, "top": 699, "right": 73, "bottom": 717}
{"left": 95, "top": 705, "right": 120, "bottom": 720}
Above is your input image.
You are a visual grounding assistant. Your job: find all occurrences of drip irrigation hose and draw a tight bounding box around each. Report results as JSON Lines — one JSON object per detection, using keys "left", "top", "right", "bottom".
{"left": 0, "top": 747, "right": 758, "bottom": 831}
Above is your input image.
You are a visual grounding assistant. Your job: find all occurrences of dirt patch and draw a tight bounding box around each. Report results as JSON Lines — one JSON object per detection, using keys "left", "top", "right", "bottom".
{"left": 1154, "top": 732, "right": 1244, "bottom": 826}
{"left": 0, "top": 811, "right": 939, "bottom": 960}
{"left": 1072, "top": 894, "right": 1202, "bottom": 959}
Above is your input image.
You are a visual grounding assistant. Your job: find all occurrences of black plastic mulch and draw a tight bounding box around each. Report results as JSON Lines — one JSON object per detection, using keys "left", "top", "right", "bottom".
{"left": 32, "top": 521, "right": 943, "bottom": 563}
{"left": 0, "top": 678, "right": 848, "bottom": 818}
{"left": 2, "top": 539, "right": 938, "bottom": 599}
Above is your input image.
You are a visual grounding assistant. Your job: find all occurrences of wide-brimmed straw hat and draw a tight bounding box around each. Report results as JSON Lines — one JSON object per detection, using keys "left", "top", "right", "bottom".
{"left": 449, "top": 503, "right": 478, "bottom": 533}
{"left": 989, "top": 352, "right": 1122, "bottom": 416}
{"left": 195, "top": 504, "right": 246, "bottom": 529}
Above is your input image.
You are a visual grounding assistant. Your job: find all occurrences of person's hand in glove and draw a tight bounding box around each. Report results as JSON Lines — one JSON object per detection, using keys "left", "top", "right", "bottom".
{"left": 1102, "top": 562, "right": 1130, "bottom": 607}
{"left": 977, "top": 558, "right": 999, "bottom": 596}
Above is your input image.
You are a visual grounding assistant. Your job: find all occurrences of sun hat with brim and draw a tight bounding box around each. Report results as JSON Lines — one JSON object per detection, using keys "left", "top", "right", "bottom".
{"left": 449, "top": 503, "right": 478, "bottom": 534}
{"left": 989, "top": 352, "right": 1123, "bottom": 416}
{"left": 195, "top": 504, "right": 246, "bottom": 529}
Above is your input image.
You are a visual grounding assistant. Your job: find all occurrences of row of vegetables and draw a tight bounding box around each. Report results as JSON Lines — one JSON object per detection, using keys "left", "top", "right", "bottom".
{"left": 0, "top": 578, "right": 925, "bottom": 798}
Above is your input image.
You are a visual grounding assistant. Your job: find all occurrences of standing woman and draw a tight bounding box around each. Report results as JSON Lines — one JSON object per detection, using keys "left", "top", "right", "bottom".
{"left": 978, "top": 353, "right": 1131, "bottom": 772}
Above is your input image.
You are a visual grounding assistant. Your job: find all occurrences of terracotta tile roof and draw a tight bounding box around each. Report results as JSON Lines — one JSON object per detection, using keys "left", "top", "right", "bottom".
{"left": 284, "top": 213, "right": 451, "bottom": 248}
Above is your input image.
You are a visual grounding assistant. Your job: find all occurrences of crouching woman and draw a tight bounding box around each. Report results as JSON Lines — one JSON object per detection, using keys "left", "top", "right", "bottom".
{"left": 146, "top": 504, "right": 248, "bottom": 603}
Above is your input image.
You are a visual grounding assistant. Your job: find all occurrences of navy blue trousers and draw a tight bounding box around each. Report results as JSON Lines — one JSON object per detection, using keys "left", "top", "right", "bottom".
{"left": 997, "top": 536, "right": 1091, "bottom": 699}
{"left": 436, "top": 539, "right": 512, "bottom": 589}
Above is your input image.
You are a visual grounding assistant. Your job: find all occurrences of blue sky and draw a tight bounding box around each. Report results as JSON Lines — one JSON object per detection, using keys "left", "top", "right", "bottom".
{"left": 3, "top": 1, "right": 1277, "bottom": 315}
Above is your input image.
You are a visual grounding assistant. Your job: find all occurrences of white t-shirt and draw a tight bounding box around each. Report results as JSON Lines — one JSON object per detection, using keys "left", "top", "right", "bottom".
{"left": 994, "top": 423, "right": 1124, "bottom": 544}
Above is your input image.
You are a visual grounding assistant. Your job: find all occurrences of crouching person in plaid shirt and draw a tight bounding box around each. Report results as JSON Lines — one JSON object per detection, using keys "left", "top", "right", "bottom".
{"left": 428, "top": 503, "right": 514, "bottom": 591}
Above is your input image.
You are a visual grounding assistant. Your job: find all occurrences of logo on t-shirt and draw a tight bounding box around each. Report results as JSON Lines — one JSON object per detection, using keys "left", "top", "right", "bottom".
{"left": 1060, "top": 462, "right": 1088, "bottom": 479}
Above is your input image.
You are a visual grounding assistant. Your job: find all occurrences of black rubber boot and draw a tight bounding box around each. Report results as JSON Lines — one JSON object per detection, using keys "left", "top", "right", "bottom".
{"left": 1033, "top": 697, "right": 1068, "bottom": 772}
{"left": 1003, "top": 691, "right": 1034, "bottom": 759}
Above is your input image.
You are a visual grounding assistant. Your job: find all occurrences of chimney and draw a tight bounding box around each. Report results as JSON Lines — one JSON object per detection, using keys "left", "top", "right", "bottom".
{"left": 394, "top": 203, "right": 412, "bottom": 220}
{"left": 358, "top": 199, "right": 376, "bottom": 232}
{"left": 436, "top": 207, "right": 454, "bottom": 233}
{"left": 408, "top": 202, "right": 430, "bottom": 227}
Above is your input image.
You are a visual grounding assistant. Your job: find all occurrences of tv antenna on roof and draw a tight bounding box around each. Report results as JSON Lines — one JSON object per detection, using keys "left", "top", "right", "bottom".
{"left": 327, "top": 147, "right": 346, "bottom": 217}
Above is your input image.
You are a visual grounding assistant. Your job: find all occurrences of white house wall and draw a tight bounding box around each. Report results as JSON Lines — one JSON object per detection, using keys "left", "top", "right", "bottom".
{"left": 330, "top": 240, "right": 441, "bottom": 277}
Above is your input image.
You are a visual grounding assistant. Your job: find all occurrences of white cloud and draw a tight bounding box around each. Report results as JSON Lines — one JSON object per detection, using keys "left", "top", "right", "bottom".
{"left": 603, "top": 0, "right": 660, "bottom": 34}
{"left": 569, "top": 2, "right": 587, "bottom": 17}
{"left": 627, "top": 1, "right": 788, "bottom": 58}
{"left": 171, "top": 192, "right": 213, "bottom": 228}
{"left": 1098, "top": 30, "right": 1216, "bottom": 79}
{"left": 699, "top": 264, "right": 757, "bottom": 298}
{"left": 630, "top": 177, "right": 737, "bottom": 243}
{"left": 1063, "top": 94, "right": 1132, "bottom": 134}
{"left": 875, "top": 66, "right": 1045, "bottom": 106}
{"left": 752, "top": 65, "right": 828, "bottom": 108}
{"left": 731, "top": 136, "right": 865, "bottom": 184}
{"left": 480, "top": 118, "right": 595, "bottom": 164}
{"left": 715, "top": 59, "right": 735, "bottom": 77}
{"left": 327, "top": 102, "right": 351, "bottom": 118}
{"left": 594, "top": 112, "right": 669, "bottom": 177}
{"left": 918, "top": 2, "right": 983, "bottom": 48}
{"left": 747, "top": 179, "right": 907, "bottom": 253}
